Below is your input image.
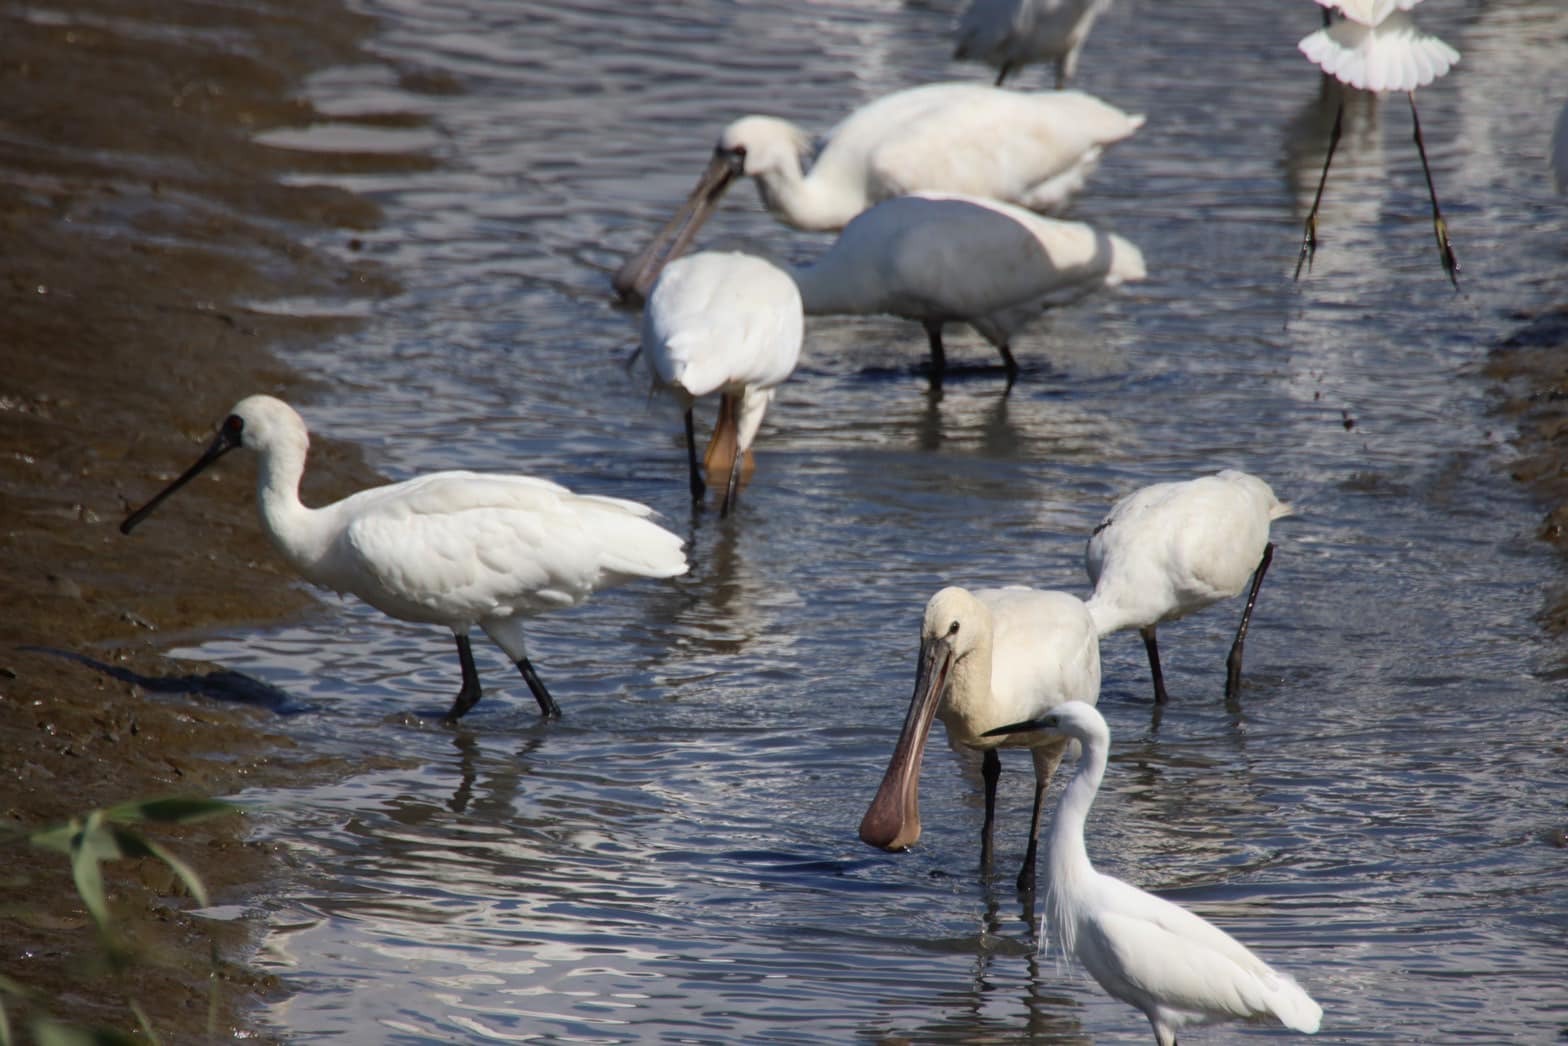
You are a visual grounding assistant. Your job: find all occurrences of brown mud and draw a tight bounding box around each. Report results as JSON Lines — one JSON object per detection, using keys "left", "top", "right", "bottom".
{"left": 0, "top": 0, "right": 424, "bottom": 1039}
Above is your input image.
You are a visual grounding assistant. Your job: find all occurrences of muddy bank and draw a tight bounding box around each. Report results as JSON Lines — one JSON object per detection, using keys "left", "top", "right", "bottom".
{"left": 1487, "top": 306, "right": 1568, "bottom": 633}
{"left": 0, "top": 0, "right": 413, "bottom": 1038}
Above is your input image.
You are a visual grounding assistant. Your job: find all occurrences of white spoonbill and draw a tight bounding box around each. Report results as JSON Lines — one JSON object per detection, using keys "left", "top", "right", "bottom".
{"left": 953, "top": 0, "right": 1115, "bottom": 88}
{"left": 984, "top": 702, "right": 1323, "bottom": 1044}
{"left": 1295, "top": 0, "right": 1460, "bottom": 286}
{"left": 1083, "top": 470, "right": 1292, "bottom": 704}
{"left": 640, "top": 251, "right": 804, "bottom": 516}
{"left": 612, "top": 83, "right": 1143, "bottom": 301}
{"left": 793, "top": 192, "right": 1145, "bottom": 388}
{"left": 859, "top": 585, "right": 1100, "bottom": 891}
{"left": 120, "top": 395, "right": 688, "bottom": 722}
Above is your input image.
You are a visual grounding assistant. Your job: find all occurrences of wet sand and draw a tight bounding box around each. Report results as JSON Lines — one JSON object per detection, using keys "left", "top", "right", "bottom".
{"left": 2, "top": 0, "right": 1565, "bottom": 1041}
{"left": 0, "top": 0, "right": 395, "bottom": 1038}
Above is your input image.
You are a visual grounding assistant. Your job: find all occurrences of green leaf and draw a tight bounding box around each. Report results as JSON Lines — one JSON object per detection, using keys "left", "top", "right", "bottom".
{"left": 29, "top": 1017, "right": 141, "bottom": 1046}
{"left": 130, "top": 836, "right": 211, "bottom": 909}
{"left": 69, "top": 813, "right": 127, "bottom": 935}
{"left": 105, "top": 797, "right": 237, "bottom": 826}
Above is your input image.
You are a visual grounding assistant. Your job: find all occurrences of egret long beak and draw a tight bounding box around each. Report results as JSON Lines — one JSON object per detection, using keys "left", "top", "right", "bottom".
{"left": 611, "top": 149, "right": 743, "bottom": 304}
{"left": 120, "top": 416, "right": 243, "bottom": 534}
{"left": 982, "top": 715, "right": 1058, "bottom": 737}
{"left": 858, "top": 634, "right": 954, "bottom": 852}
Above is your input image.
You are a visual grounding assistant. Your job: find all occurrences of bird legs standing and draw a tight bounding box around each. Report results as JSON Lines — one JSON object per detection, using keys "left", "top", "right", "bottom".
{"left": 1295, "top": 93, "right": 1458, "bottom": 287}
{"left": 701, "top": 393, "right": 754, "bottom": 517}
{"left": 1224, "top": 541, "right": 1275, "bottom": 701}
{"left": 1409, "top": 93, "right": 1459, "bottom": 288}
{"left": 445, "top": 632, "right": 562, "bottom": 723}
{"left": 921, "top": 320, "right": 1019, "bottom": 391}
{"left": 1135, "top": 541, "right": 1275, "bottom": 705}
{"left": 979, "top": 748, "right": 1048, "bottom": 892}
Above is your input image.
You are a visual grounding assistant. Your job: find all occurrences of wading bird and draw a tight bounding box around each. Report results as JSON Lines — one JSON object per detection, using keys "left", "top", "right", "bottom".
{"left": 858, "top": 585, "right": 1100, "bottom": 891}
{"left": 953, "top": 0, "right": 1116, "bottom": 88}
{"left": 1295, "top": 0, "right": 1460, "bottom": 285}
{"left": 612, "top": 83, "right": 1142, "bottom": 301}
{"left": 984, "top": 702, "right": 1323, "bottom": 1044}
{"left": 640, "top": 251, "right": 804, "bottom": 516}
{"left": 120, "top": 395, "right": 688, "bottom": 722}
{"left": 790, "top": 193, "right": 1144, "bottom": 388}
{"left": 1083, "top": 470, "right": 1292, "bottom": 704}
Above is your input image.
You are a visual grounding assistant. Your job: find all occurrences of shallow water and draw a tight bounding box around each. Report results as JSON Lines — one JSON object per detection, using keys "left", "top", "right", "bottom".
{"left": 175, "top": 0, "right": 1568, "bottom": 1041}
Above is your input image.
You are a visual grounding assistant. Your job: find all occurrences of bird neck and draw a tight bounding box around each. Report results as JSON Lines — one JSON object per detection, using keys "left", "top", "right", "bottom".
{"left": 252, "top": 434, "right": 329, "bottom": 579}
{"left": 753, "top": 158, "right": 860, "bottom": 233}
{"left": 1048, "top": 731, "right": 1106, "bottom": 899}
{"left": 1082, "top": 590, "right": 1134, "bottom": 639}
{"left": 939, "top": 633, "right": 996, "bottom": 736}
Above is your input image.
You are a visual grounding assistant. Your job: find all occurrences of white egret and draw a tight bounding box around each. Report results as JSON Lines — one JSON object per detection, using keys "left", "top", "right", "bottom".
{"left": 640, "top": 251, "right": 804, "bottom": 516}
{"left": 613, "top": 83, "right": 1142, "bottom": 301}
{"left": 953, "top": 0, "right": 1115, "bottom": 88}
{"left": 1083, "top": 470, "right": 1292, "bottom": 704}
{"left": 120, "top": 395, "right": 688, "bottom": 722}
{"left": 859, "top": 585, "right": 1100, "bottom": 890}
{"left": 984, "top": 701, "right": 1323, "bottom": 1044}
{"left": 793, "top": 192, "right": 1144, "bottom": 387}
{"left": 1296, "top": 0, "right": 1460, "bottom": 285}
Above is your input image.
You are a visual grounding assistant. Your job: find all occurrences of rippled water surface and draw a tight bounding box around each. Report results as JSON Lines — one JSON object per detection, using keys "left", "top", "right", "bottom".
{"left": 174, "top": 0, "right": 1568, "bottom": 1040}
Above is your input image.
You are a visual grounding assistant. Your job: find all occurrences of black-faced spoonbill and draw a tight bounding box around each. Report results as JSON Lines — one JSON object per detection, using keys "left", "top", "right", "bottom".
{"left": 1295, "top": 0, "right": 1460, "bottom": 285}
{"left": 612, "top": 83, "right": 1142, "bottom": 301}
{"left": 792, "top": 193, "right": 1145, "bottom": 388}
{"left": 1083, "top": 470, "right": 1293, "bottom": 704}
{"left": 120, "top": 395, "right": 688, "bottom": 722}
{"left": 858, "top": 586, "right": 1100, "bottom": 890}
{"left": 953, "top": 0, "right": 1116, "bottom": 88}
{"left": 639, "top": 251, "right": 804, "bottom": 516}
{"left": 984, "top": 702, "right": 1323, "bottom": 1044}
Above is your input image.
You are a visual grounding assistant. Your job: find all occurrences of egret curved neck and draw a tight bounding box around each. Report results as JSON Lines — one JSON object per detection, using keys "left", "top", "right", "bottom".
{"left": 252, "top": 441, "right": 332, "bottom": 578}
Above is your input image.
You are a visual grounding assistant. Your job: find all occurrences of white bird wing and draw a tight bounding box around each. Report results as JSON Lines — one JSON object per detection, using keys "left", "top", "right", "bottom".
{"left": 1086, "top": 882, "right": 1320, "bottom": 1031}
{"left": 865, "top": 89, "right": 1142, "bottom": 211}
{"left": 337, "top": 473, "right": 685, "bottom": 623}
{"left": 1299, "top": 11, "right": 1457, "bottom": 92}
{"left": 643, "top": 252, "right": 804, "bottom": 397}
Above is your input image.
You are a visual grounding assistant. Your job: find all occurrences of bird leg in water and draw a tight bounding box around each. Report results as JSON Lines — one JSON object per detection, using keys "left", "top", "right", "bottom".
{"left": 979, "top": 747, "right": 1001, "bottom": 873}
{"left": 1295, "top": 102, "right": 1343, "bottom": 281}
{"left": 684, "top": 408, "right": 706, "bottom": 502}
{"left": 516, "top": 657, "right": 562, "bottom": 719}
{"left": 998, "top": 342, "right": 1020, "bottom": 392}
{"left": 1409, "top": 92, "right": 1459, "bottom": 288}
{"left": 993, "top": 63, "right": 1011, "bottom": 87}
{"left": 445, "top": 633, "right": 485, "bottom": 723}
{"left": 702, "top": 393, "right": 755, "bottom": 510}
{"left": 922, "top": 320, "right": 948, "bottom": 389}
{"left": 1225, "top": 541, "right": 1275, "bottom": 701}
{"left": 1140, "top": 625, "right": 1171, "bottom": 704}
{"left": 1017, "top": 776, "right": 1047, "bottom": 893}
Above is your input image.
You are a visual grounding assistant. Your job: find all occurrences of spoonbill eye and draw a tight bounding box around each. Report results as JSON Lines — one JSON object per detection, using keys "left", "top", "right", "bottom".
{"left": 947, "top": 621, "right": 960, "bottom": 636}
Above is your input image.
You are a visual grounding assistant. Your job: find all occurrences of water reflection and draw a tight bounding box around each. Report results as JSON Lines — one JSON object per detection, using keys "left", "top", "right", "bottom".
{"left": 145, "top": 0, "right": 1568, "bottom": 1040}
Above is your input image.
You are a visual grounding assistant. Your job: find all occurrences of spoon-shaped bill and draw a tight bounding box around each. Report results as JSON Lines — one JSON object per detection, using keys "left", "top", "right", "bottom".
{"left": 858, "top": 633, "right": 955, "bottom": 852}
{"left": 120, "top": 415, "right": 244, "bottom": 534}
{"left": 612, "top": 150, "right": 743, "bottom": 304}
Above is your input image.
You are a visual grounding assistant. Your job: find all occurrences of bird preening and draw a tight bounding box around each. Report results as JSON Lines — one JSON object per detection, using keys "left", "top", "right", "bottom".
{"left": 120, "top": 395, "right": 688, "bottom": 722}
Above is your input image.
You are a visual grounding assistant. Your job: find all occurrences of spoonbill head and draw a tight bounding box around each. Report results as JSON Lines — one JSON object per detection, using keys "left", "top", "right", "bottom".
{"left": 859, "top": 585, "right": 1100, "bottom": 890}
{"left": 985, "top": 702, "right": 1323, "bottom": 1044}
{"left": 1294, "top": 0, "right": 1460, "bottom": 285}
{"left": 1083, "top": 470, "right": 1292, "bottom": 704}
{"left": 954, "top": 0, "right": 1116, "bottom": 88}
{"left": 793, "top": 192, "right": 1145, "bottom": 388}
{"left": 640, "top": 251, "right": 804, "bottom": 516}
{"left": 613, "top": 83, "right": 1144, "bottom": 302}
{"left": 121, "top": 395, "right": 688, "bottom": 722}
